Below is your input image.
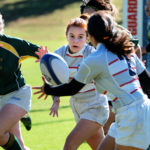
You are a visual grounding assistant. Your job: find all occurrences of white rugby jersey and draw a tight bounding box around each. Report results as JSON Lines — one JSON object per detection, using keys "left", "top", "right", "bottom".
{"left": 55, "top": 44, "right": 100, "bottom": 99}
{"left": 75, "top": 44, "right": 146, "bottom": 109}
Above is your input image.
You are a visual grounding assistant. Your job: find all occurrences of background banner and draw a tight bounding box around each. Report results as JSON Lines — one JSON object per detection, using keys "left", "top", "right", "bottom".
{"left": 123, "top": 0, "right": 149, "bottom": 47}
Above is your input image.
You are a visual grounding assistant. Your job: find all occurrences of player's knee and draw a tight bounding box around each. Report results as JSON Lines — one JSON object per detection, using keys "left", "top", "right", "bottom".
{"left": 0, "top": 129, "right": 9, "bottom": 145}
{"left": 0, "top": 127, "right": 6, "bottom": 138}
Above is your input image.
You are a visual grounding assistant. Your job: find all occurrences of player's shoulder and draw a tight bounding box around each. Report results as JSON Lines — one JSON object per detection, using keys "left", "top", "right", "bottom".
{"left": 0, "top": 34, "right": 22, "bottom": 42}
{"left": 0, "top": 34, "right": 29, "bottom": 52}
{"left": 54, "top": 45, "right": 68, "bottom": 56}
{"left": 128, "top": 53, "right": 140, "bottom": 67}
{"left": 83, "top": 44, "right": 95, "bottom": 55}
{"left": 130, "top": 53, "right": 138, "bottom": 60}
{"left": 84, "top": 45, "right": 102, "bottom": 63}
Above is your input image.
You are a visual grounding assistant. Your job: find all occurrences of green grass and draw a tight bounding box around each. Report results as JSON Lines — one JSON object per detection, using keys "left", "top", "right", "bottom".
{"left": 0, "top": 0, "right": 123, "bottom": 149}
{"left": 4, "top": 1, "right": 81, "bottom": 49}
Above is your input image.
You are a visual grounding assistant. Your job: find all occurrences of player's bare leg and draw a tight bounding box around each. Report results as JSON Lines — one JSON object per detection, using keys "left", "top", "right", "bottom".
{"left": 86, "top": 127, "right": 104, "bottom": 150}
{"left": 0, "top": 104, "right": 26, "bottom": 149}
{"left": 10, "top": 122, "right": 30, "bottom": 150}
{"left": 63, "top": 119, "right": 104, "bottom": 150}
{"left": 97, "top": 135, "right": 116, "bottom": 150}
{"left": 103, "top": 105, "right": 115, "bottom": 135}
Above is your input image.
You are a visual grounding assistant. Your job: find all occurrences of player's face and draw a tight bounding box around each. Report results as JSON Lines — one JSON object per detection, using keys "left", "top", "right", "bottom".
{"left": 67, "top": 26, "right": 87, "bottom": 54}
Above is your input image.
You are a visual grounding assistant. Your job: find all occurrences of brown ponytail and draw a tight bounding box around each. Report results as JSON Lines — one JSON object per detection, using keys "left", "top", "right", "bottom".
{"left": 88, "top": 11, "right": 135, "bottom": 56}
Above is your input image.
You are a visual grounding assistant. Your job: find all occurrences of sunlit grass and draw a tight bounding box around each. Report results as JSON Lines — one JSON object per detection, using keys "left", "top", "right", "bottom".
{"left": 0, "top": 0, "right": 123, "bottom": 149}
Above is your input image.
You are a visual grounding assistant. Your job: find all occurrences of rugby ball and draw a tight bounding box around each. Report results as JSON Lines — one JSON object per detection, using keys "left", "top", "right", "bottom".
{"left": 40, "top": 53, "right": 69, "bottom": 85}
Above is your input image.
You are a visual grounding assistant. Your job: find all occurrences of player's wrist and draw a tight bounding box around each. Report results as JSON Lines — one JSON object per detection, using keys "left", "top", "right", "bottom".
{"left": 44, "top": 83, "right": 52, "bottom": 95}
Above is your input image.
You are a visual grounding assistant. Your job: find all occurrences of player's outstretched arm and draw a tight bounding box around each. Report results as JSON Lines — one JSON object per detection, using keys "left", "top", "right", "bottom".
{"left": 32, "top": 75, "right": 48, "bottom": 100}
{"left": 49, "top": 96, "right": 60, "bottom": 117}
{"left": 33, "top": 77, "right": 85, "bottom": 97}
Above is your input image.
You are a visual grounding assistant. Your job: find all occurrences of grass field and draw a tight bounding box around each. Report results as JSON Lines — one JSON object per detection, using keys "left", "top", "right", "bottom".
{"left": 0, "top": 0, "right": 122, "bottom": 149}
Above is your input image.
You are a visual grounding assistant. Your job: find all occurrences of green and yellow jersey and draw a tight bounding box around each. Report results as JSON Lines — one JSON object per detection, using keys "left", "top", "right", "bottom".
{"left": 0, "top": 34, "right": 39, "bottom": 95}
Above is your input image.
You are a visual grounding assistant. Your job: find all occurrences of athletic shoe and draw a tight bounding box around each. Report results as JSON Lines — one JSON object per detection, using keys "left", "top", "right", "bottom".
{"left": 21, "top": 115, "right": 32, "bottom": 131}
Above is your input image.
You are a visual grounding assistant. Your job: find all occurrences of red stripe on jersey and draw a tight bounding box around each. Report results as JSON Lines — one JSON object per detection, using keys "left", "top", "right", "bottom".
{"left": 108, "top": 59, "right": 119, "bottom": 65}
{"left": 69, "top": 77, "right": 73, "bottom": 79}
{"left": 104, "top": 91, "right": 107, "bottom": 94}
{"left": 66, "top": 54, "right": 83, "bottom": 58}
{"left": 78, "top": 88, "right": 96, "bottom": 94}
{"left": 132, "top": 67, "right": 136, "bottom": 69}
{"left": 120, "top": 78, "right": 138, "bottom": 87}
{"left": 112, "top": 97, "right": 118, "bottom": 102}
{"left": 130, "top": 87, "right": 142, "bottom": 94}
{"left": 69, "top": 66, "right": 78, "bottom": 69}
{"left": 91, "top": 81, "right": 96, "bottom": 85}
{"left": 112, "top": 68, "right": 128, "bottom": 76}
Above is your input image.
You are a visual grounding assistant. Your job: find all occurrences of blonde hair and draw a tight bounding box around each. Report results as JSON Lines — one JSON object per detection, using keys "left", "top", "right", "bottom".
{"left": 0, "top": 13, "right": 4, "bottom": 34}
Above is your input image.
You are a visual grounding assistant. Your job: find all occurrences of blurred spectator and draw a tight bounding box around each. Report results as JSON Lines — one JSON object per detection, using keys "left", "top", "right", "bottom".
{"left": 143, "top": 43, "right": 150, "bottom": 72}
{"left": 142, "top": 43, "right": 150, "bottom": 98}
{"left": 145, "top": 0, "right": 150, "bottom": 16}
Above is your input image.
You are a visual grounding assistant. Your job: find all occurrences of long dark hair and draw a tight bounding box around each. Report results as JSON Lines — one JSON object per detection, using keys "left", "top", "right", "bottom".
{"left": 87, "top": 0, "right": 113, "bottom": 11}
{"left": 88, "top": 11, "right": 135, "bottom": 56}
{"left": 80, "top": 0, "right": 117, "bottom": 17}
